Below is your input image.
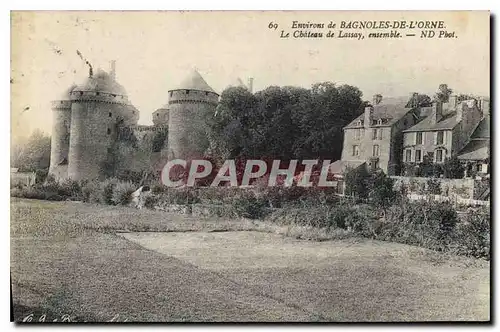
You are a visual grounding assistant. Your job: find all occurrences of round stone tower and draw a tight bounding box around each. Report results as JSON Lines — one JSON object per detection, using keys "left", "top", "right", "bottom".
{"left": 49, "top": 84, "right": 76, "bottom": 181}
{"left": 166, "top": 69, "right": 219, "bottom": 161}
{"left": 152, "top": 104, "right": 169, "bottom": 126}
{"left": 67, "top": 64, "right": 139, "bottom": 180}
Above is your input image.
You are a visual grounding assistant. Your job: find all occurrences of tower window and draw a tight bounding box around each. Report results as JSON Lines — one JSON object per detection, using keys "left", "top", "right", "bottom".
{"left": 108, "top": 112, "right": 112, "bottom": 117}
{"left": 107, "top": 128, "right": 111, "bottom": 135}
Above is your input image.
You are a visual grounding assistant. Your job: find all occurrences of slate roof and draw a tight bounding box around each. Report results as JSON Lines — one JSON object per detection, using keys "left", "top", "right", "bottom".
{"left": 171, "top": 69, "right": 217, "bottom": 94}
{"left": 329, "top": 160, "right": 366, "bottom": 174}
{"left": 403, "top": 100, "right": 478, "bottom": 133}
{"left": 470, "top": 116, "right": 490, "bottom": 139}
{"left": 74, "top": 69, "right": 128, "bottom": 96}
{"left": 457, "top": 116, "right": 490, "bottom": 161}
{"left": 458, "top": 139, "right": 489, "bottom": 161}
{"left": 403, "top": 110, "right": 460, "bottom": 132}
{"left": 344, "top": 97, "right": 413, "bottom": 129}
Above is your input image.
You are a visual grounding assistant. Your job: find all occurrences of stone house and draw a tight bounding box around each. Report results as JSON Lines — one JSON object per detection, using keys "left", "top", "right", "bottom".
{"left": 333, "top": 94, "right": 420, "bottom": 176}
{"left": 402, "top": 96, "right": 484, "bottom": 166}
{"left": 458, "top": 114, "right": 490, "bottom": 176}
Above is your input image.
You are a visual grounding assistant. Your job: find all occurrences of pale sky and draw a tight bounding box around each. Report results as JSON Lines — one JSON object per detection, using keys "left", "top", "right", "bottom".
{"left": 11, "top": 11, "right": 490, "bottom": 139}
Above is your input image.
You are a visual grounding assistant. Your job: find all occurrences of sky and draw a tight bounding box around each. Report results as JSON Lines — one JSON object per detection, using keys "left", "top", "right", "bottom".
{"left": 11, "top": 11, "right": 490, "bottom": 140}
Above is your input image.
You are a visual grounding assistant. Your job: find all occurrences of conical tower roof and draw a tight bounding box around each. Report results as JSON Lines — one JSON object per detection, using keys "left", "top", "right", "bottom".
{"left": 171, "top": 69, "right": 216, "bottom": 94}
{"left": 227, "top": 77, "right": 247, "bottom": 89}
{"left": 74, "top": 69, "right": 127, "bottom": 96}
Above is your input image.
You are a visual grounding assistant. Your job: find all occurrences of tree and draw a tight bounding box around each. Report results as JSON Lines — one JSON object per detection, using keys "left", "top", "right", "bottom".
{"left": 456, "top": 94, "right": 476, "bottom": 103}
{"left": 207, "top": 82, "right": 364, "bottom": 163}
{"left": 406, "top": 93, "right": 432, "bottom": 108}
{"left": 367, "top": 171, "right": 397, "bottom": 214}
{"left": 442, "top": 155, "right": 465, "bottom": 179}
{"left": 434, "top": 84, "right": 453, "bottom": 103}
{"left": 151, "top": 130, "right": 168, "bottom": 153}
{"left": 11, "top": 129, "right": 51, "bottom": 172}
{"left": 419, "top": 154, "right": 434, "bottom": 177}
{"left": 344, "top": 166, "right": 371, "bottom": 199}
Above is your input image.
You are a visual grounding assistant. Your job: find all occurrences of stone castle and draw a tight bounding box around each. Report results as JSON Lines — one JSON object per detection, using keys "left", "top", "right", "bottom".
{"left": 49, "top": 62, "right": 233, "bottom": 181}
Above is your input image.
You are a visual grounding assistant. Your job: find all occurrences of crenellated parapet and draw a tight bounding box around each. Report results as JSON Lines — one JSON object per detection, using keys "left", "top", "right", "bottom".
{"left": 130, "top": 124, "right": 168, "bottom": 133}
{"left": 51, "top": 100, "right": 72, "bottom": 109}
{"left": 168, "top": 89, "right": 219, "bottom": 106}
{"left": 69, "top": 90, "right": 130, "bottom": 105}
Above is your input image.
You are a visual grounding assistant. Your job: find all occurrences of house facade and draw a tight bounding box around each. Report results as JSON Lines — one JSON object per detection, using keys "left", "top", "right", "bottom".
{"left": 458, "top": 114, "right": 490, "bottom": 175}
{"left": 336, "top": 94, "right": 419, "bottom": 175}
{"left": 334, "top": 92, "right": 489, "bottom": 179}
{"left": 402, "top": 97, "right": 484, "bottom": 166}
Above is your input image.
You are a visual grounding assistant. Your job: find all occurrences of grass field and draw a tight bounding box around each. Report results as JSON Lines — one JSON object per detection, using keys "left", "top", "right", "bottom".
{"left": 11, "top": 198, "right": 490, "bottom": 322}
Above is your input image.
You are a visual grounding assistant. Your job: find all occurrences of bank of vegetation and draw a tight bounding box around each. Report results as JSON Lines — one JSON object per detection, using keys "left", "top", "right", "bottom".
{"left": 11, "top": 169, "right": 490, "bottom": 260}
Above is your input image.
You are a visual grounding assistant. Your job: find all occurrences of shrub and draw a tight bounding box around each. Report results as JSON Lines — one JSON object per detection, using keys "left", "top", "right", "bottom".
{"left": 98, "top": 178, "right": 120, "bottom": 205}
{"left": 57, "top": 179, "right": 83, "bottom": 200}
{"left": 10, "top": 185, "right": 64, "bottom": 201}
{"left": 231, "top": 191, "right": 268, "bottom": 219}
{"left": 111, "top": 181, "right": 137, "bottom": 206}
{"left": 380, "top": 201, "right": 459, "bottom": 252}
{"left": 426, "top": 178, "right": 441, "bottom": 195}
{"left": 143, "top": 195, "right": 160, "bottom": 209}
{"left": 81, "top": 180, "right": 101, "bottom": 203}
{"left": 153, "top": 187, "right": 201, "bottom": 207}
{"left": 450, "top": 210, "right": 490, "bottom": 259}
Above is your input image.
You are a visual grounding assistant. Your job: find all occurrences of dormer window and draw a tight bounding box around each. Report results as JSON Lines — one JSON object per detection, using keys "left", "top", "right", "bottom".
{"left": 377, "top": 119, "right": 383, "bottom": 125}
{"left": 186, "top": 90, "right": 190, "bottom": 95}
{"left": 96, "top": 92, "right": 100, "bottom": 96}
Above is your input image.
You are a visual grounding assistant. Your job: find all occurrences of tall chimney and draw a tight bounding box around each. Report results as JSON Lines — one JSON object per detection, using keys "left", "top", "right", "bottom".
{"left": 410, "top": 92, "right": 419, "bottom": 108}
{"left": 373, "top": 94, "right": 382, "bottom": 105}
{"left": 481, "top": 98, "right": 490, "bottom": 117}
{"left": 247, "top": 78, "right": 254, "bottom": 93}
{"left": 364, "top": 105, "right": 373, "bottom": 128}
{"left": 449, "top": 95, "right": 457, "bottom": 108}
{"left": 431, "top": 100, "right": 443, "bottom": 125}
{"left": 110, "top": 60, "right": 116, "bottom": 81}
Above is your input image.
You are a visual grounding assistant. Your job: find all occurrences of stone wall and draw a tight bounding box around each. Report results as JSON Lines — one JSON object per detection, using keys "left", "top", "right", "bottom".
{"left": 391, "top": 176, "right": 475, "bottom": 199}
